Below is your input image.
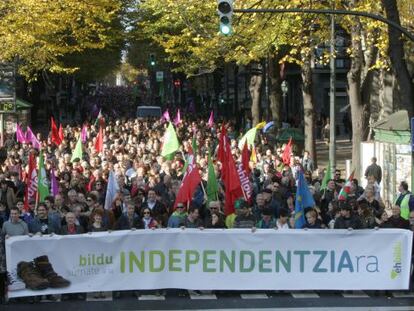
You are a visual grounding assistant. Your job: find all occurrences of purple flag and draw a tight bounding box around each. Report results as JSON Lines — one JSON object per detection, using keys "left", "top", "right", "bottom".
{"left": 207, "top": 111, "right": 214, "bottom": 128}
{"left": 173, "top": 109, "right": 181, "bottom": 126}
{"left": 50, "top": 168, "right": 59, "bottom": 196}
{"left": 26, "top": 126, "right": 41, "bottom": 149}
{"left": 81, "top": 125, "right": 88, "bottom": 143}
{"left": 16, "top": 124, "right": 27, "bottom": 143}
{"left": 188, "top": 100, "right": 195, "bottom": 114}
{"left": 160, "top": 109, "right": 170, "bottom": 123}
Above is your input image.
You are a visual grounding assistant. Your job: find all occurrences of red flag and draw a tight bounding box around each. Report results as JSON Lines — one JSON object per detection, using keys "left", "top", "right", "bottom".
{"left": 24, "top": 152, "right": 38, "bottom": 212}
{"left": 224, "top": 143, "right": 244, "bottom": 215}
{"left": 94, "top": 126, "right": 103, "bottom": 153}
{"left": 51, "top": 117, "right": 62, "bottom": 146}
{"left": 58, "top": 124, "right": 64, "bottom": 142}
{"left": 86, "top": 175, "right": 96, "bottom": 192}
{"left": 173, "top": 149, "right": 201, "bottom": 208}
{"left": 282, "top": 137, "right": 293, "bottom": 166}
{"left": 217, "top": 124, "right": 244, "bottom": 215}
{"left": 241, "top": 141, "right": 251, "bottom": 174}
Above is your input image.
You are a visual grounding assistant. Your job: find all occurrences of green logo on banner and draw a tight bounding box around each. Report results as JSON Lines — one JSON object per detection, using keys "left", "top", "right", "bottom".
{"left": 391, "top": 242, "right": 402, "bottom": 279}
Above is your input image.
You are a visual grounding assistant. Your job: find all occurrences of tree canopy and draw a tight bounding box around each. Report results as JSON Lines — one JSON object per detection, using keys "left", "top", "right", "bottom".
{"left": 0, "top": 0, "right": 124, "bottom": 78}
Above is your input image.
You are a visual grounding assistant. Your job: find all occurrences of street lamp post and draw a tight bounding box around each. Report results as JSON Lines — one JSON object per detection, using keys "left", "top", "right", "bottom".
{"left": 329, "top": 12, "right": 336, "bottom": 174}
{"left": 281, "top": 80, "right": 289, "bottom": 122}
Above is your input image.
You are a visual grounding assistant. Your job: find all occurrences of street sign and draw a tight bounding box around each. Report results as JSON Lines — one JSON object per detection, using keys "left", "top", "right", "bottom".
{"left": 156, "top": 71, "right": 164, "bottom": 82}
{"left": 411, "top": 117, "right": 414, "bottom": 152}
{"left": 0, "top": 63, "right": 16, "bottom": 113}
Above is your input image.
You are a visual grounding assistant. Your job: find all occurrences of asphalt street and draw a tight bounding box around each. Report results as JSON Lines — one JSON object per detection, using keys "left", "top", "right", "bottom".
{"left": 4, "top": 290, "right": 414, "bottom": 311}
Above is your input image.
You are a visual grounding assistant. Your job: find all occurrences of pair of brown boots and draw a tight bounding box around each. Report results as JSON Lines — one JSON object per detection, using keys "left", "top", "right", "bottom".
{"left": 17, "top": 256, "right": 70, "bottom": 290}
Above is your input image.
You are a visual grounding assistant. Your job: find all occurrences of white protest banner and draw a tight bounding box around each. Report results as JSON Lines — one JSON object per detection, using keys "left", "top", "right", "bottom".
{"left": 5, "top": 229, "right": 413, "bottom": 297}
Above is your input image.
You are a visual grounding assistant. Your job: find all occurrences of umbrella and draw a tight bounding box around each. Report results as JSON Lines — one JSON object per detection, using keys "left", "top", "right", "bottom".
{"left": 263, "top": 121, "right": 274, "bottom": 133}
{"left": 277, "top": 128, "right": 304, "bottom": 142}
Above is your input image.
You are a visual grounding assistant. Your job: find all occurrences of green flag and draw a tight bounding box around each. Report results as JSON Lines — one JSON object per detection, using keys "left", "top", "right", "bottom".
{"left": 37, "top": 150, "right": 50, "bottom": 202}
{"left": 94, "top": 108, "right": 102, "bottom": 126}
{"left": 191, "top": 136, "right": 198, "bottom": 156}
{"left": 206, "top": 150, "right": 219, "bottom": 203}
{"left": 161, "top": 122, "right": 180, "bottom": 158}
{"left": 71, "top": 136, "right": 83, "bottom": 162}
{"left": 320, "top": 162, "right": 332, "bottom": 191}
{"left": 238, "top": 127, "right": 257, "bottom": 149}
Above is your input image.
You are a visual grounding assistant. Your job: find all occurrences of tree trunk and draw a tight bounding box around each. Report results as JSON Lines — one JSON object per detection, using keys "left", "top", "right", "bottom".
{"left": 381, "top": 0, "right": 414, "bottom": 118}
{"left": 348, "top": 19, "right": 370, "bottom": 180}
{"left": 379, "top": 69, "right": 395, "bottom": 118}
{"left": 268, "top": 56, "right": 282, "bottom": 130}
{"left": 249, "top": 64, "right": 263, "bottom": 126}
{"left": 301, "top": 53, "right": 317, "bottom": 169}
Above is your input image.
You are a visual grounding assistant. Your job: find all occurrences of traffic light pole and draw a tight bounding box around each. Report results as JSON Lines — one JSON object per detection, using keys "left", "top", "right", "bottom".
{"left": 232, "top": 8, "right": 414, "bottom": 42}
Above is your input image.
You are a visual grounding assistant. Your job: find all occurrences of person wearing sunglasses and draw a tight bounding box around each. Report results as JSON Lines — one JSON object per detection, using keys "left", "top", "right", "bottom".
{"left": 167, "top": 203, "right": 187, "bottom": 228}
{"left": 141, "top": 208, "right": 159, "bottom": 229}
{"left": 204, "top": 201, "right": 225, "bottom": 228}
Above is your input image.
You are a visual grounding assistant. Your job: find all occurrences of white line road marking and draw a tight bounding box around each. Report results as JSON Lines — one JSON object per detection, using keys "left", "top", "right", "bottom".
{"left": 138, "top": 294, "right": 166, "bottom": 301}
{"left": 240, "top": 293, "right": 269, "bottom": 299}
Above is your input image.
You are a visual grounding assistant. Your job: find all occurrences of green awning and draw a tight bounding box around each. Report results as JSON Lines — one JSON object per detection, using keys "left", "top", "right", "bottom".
{"left": 277, "top": 128, "right": 305, "bottom": 142}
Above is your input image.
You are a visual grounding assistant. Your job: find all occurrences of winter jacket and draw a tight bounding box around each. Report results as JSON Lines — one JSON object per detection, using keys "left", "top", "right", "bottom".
{"left": 334, "top": 214, "right": 363, "bottom": 229}
{"left": 29, "top": 216, "right": 61, "bottom": 234}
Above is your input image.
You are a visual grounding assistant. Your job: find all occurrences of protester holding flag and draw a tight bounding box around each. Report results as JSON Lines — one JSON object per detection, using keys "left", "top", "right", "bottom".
{"left": 294, "top": 171, "right": 315, "bottom": 229}
{"left": 4, "top": 109, "right": 414, "bottom": 300}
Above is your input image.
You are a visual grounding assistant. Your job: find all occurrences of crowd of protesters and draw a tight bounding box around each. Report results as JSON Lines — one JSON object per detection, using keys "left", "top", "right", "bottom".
{"left": 0, "top": 114, "right": 413, "bottom": 303}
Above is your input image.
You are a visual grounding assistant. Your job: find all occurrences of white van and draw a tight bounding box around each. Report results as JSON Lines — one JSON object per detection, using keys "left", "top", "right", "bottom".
{"left": 136, "top": 106, "right": 162, "bottom": 118}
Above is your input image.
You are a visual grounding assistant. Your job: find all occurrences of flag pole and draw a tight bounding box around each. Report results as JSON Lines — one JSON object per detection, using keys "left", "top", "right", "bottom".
{"left": 200, "top": 181, "right": 207, "bottom": 202}
{"left": 240, "top": 185, "right": 248, "bottom": 202}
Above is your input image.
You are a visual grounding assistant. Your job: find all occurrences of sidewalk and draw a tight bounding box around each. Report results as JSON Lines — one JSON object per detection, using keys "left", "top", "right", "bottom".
{"left": 315, "top": 138, "right": 352, "bottom": 172}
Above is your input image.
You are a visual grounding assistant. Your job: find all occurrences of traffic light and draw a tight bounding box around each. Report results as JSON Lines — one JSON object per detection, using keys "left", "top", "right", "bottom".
{"left": 149, "top": 53, "right": 156, "bottom": 66}
{"left": 217, "top": 0, "right": 233, "bottom": 35}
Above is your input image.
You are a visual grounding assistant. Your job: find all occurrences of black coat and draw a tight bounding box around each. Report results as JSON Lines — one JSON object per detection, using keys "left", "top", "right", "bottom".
{"left": 334, "top": 214, "right": 363, "bottom": 229}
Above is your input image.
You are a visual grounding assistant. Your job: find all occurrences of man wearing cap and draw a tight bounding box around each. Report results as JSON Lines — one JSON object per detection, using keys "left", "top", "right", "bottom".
{"left": 334, "top": 202, "right": 363, "bottom": 229}
{"left": 225, "top": 199, "right": 243, "bottom": 229}
{"left": 233, "top": 199, "right": 256, "bottom": 229}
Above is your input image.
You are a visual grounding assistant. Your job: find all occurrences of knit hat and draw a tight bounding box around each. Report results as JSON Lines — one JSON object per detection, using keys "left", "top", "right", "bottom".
{"left": 234, "top": 198, "right": 248, "bottom": 210}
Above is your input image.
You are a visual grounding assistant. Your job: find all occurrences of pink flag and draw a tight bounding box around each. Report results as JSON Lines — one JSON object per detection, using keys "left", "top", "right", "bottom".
{"left": 50, "top": 168, "right": 59, "bottom": 196}
{"left": 207, "top": 111, "right": 214, "bottom": 128}
{"left": 81, "top": 125, "right": 88, "bottom": 143}
{"left": 160, "top": 109, "right": 170, "bottom": 123}
{"left": 16, "top": 124, "right": 27, "bottom": 143}
{"left": 26, "top": 126, "right": 41, "bottom": 149}
{"left": 173, "top": 109, "right": 181, "bottom": 126}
